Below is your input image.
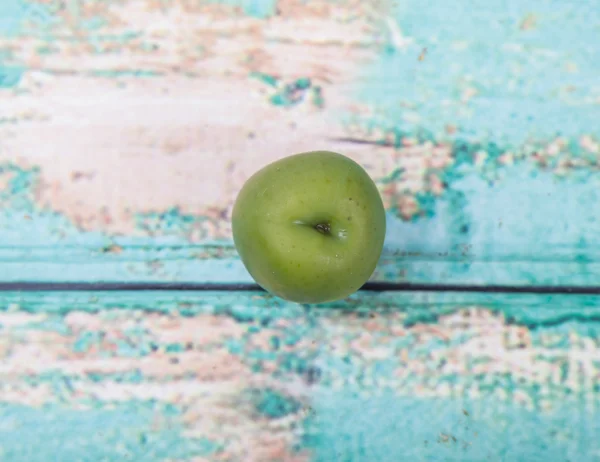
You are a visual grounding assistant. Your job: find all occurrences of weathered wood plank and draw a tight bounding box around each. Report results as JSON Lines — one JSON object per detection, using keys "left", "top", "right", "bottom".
{"left": 1, "top": 0, "right": 599, "bottom": 286}
{"left": 2, "top": 290, "right": 600, "bottom": 460}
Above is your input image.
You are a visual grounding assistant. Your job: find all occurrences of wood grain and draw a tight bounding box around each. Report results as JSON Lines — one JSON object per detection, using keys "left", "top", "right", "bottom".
{"left": 0, "top": 0, "right": 598, "bottom": 285}
{"left": 2, "top": 290, "right": 600, "bottom": 460}
{"left": 2, "top": 3, "right": 600, "bottom": 461}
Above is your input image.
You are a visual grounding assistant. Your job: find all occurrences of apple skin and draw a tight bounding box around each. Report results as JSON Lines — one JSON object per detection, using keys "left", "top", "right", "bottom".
{"left": 232, "top": 150, "right": 386, "bottom": 304}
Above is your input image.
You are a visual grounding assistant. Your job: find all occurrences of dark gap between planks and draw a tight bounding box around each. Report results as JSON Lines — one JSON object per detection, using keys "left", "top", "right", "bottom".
{"left": 0, "top": 282, "right": 599, "bottom": 294}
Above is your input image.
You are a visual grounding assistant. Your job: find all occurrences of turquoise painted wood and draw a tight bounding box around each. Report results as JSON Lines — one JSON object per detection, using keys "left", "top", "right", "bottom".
{"left": 0, "top": 0, "right": 598, "bottom": 286}
{"left": 1, "top": 1, "right": 600, "bottom": 461}
{"left": 1, "top": 290, "right": 600, "bottom": 461}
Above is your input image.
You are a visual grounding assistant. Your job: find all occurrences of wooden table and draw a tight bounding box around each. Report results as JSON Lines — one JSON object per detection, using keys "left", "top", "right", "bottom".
{"left": 1, "top": 1, "right": 599, "bottom": 461}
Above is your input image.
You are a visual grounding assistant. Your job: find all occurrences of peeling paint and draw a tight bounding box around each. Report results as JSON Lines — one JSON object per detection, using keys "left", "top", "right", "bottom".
{"left": 1, "top": 0, "right": 600, "bottom": 460}
{"left": 2, "top": 291, "right": 600, "bottom": 460}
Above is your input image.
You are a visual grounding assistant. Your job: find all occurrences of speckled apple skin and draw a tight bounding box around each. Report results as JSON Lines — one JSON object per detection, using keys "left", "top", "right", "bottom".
{"left": 232, "top": 151, "right": 386, "bottom": 303}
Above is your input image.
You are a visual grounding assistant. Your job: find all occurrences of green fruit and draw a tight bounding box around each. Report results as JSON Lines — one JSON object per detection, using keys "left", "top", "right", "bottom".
{"left": 232, "top": 150, "right": 386, "bottom": 303}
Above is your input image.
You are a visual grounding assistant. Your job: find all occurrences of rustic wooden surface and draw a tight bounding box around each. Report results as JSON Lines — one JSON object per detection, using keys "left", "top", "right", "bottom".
{"left": 1, "top": 0, "right": 600, "bottom": 461}
{"left": 3, "top": 291, "right": 600, "bottom": 461}
{"left": 0, "top": 0, "right": 598, "bottom": 285}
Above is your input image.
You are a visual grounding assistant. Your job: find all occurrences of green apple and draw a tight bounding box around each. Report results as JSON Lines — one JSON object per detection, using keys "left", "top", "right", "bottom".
{"left": 232, "top": 150, "right": 386, "bottom": 304}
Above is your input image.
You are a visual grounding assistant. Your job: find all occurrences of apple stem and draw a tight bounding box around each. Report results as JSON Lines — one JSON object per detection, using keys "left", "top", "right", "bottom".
{"left": 314, "top": 223, "right": 331, "bottom": 235}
